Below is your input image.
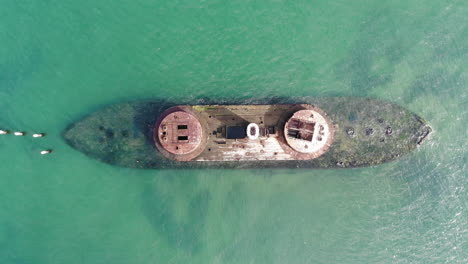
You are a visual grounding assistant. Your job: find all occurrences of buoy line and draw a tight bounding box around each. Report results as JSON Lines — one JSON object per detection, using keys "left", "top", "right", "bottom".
{"left": 1, "top": 130, "right": 46, "bottom": 137}
{"left": 1, "top": 128, "right": 52, "bottom": 154}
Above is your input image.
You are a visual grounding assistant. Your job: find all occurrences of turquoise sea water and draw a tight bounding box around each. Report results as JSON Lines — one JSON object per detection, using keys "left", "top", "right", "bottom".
{"left": 0, "top": 0, "right": 466, "bottom": 263}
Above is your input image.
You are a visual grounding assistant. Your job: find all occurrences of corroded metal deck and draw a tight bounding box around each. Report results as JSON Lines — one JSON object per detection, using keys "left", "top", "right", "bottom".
{"left": 63, "top": 97, "right": 432, "bottom": 169}
{"left": 153, "top": 104, "right": 334, "bottom": 162}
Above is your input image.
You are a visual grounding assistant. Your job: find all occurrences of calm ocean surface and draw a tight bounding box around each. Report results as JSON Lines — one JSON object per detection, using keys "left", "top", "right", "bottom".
{"left": 0, "top": 1, "right": 466, "bottom": 263}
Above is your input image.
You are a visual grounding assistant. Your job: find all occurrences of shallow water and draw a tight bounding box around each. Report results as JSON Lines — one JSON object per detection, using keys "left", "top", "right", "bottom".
{"left": 0, "top": 0, "right": 466, "bottom": 263}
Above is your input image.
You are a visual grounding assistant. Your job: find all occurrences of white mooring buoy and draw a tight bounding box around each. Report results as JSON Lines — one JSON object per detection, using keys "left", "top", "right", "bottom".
{"left": 40, "top": 150, "right": 53, "bottom": 155}
{"left": 33, "top": 133, "right": 45, "bottom": 138}
{"left": 14, "top": 132, "right": 25, "bottom": 136}
{"left": 0, "top": 129, "right": 9, "bottom": 135}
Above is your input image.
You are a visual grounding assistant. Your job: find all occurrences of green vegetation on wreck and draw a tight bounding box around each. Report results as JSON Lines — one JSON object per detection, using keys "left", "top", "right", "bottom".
{"left": 63, "top": 97, "right": 431, "bottom": 169}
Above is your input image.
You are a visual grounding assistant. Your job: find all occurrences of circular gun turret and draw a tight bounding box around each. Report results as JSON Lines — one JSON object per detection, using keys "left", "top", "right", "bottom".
{"left": 280, "top": 106, "right": 334, "bottom": 160}
{"left": 154, "top": 107, "right": 207, "bottom": 161}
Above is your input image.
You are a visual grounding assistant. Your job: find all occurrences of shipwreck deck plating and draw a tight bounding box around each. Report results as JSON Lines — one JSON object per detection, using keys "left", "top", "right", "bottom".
{"left": 154, "top": 104, "right": 334, "bottom": 162}
{"left": 63, "top": 97, "right": 432, "bottom": 169}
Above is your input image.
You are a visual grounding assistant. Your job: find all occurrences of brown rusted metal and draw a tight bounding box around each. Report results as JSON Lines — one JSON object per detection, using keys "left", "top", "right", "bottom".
{"left": 153, "top": 106, "right": 207, "bottom": 161}
{"left": 157, "top": 111, "right": 202, "bottom": 154}
{"left": 64, "top": 98, "right": 432, "bottom": 169}
{"left": 153, "top": 104, "right": 334, "bottom": 162}
{"left": 277, "top": 105, "right": 335, "bottom": 160}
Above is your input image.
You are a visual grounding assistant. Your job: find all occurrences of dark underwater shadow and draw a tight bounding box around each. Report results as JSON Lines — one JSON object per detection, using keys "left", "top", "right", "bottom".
{"left": 141, "top": 182, "right": 211, "bottom": 254}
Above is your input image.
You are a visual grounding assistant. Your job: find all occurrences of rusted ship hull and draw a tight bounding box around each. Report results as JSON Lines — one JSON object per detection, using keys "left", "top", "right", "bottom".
{"left": 63, "top": 97, "right": 431, "bottom": 169}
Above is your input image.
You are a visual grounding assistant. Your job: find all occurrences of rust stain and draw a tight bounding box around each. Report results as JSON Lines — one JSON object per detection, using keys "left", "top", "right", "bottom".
{"left": 154, "top": 104, "right": 334, "bottom": 162}
{"left": 157, "top": 111, "right": 202, "bottom": 155}
{"left": 153, "top": 106, "right": 208, "bottom": 161}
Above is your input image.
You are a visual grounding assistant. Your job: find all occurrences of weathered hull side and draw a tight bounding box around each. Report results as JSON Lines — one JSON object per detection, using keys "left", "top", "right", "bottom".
{"left": 63, "top": 97, "right": 431, "bottom": 169}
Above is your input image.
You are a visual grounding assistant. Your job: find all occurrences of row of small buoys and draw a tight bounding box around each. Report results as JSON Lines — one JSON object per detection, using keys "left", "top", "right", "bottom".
{"left": 0, "top": 129, "right": 52, "bottom": 155}
{"left": 3, "top": 131, "right": 45, "bottom": 137}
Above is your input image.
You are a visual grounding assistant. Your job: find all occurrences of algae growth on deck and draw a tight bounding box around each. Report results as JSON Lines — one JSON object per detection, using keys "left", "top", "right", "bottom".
{"left": 63, "top": 97, "right": 431, "bottom": 169}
